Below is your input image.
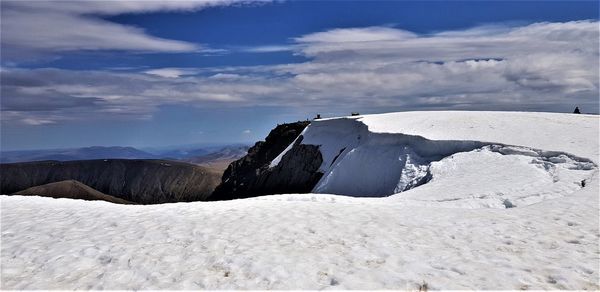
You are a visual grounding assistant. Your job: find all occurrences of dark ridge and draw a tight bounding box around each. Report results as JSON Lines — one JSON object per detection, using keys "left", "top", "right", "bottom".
{"left": 1, "top": 159, "right": 221, "bottom": 204}
{"left": 210, "top": 121, "right": 321, "bottom": 201}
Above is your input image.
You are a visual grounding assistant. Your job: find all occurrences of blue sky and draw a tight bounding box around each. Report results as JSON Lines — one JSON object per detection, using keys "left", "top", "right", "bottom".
{"left": 1, "top": 1, "right": 598, "bottom": 150}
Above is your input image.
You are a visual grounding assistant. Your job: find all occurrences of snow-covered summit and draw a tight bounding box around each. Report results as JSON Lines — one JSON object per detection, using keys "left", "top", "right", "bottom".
{"left": 271, "top": 111, "right": 598, "bottom": 207}
{"left": 358, "top": 111, "right": 599, "bottom": 162}
{"left": 2, "top": 111, "right": 599, "bottom": 290}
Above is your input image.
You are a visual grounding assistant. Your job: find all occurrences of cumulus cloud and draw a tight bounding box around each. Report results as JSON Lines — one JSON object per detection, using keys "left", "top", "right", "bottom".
{"left": 2, "top": 21, "right": 598, "bottom": 125}
{"left": 0, "top": 0, "right": 249, "bottom": 59}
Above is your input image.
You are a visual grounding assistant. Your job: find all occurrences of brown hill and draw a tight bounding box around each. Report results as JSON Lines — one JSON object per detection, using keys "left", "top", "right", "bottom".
{"left": 13, "top": 180, "right": 133, "bottom": 204}
{"left": 194, "top": 158, "right": 240, "bottom": 172}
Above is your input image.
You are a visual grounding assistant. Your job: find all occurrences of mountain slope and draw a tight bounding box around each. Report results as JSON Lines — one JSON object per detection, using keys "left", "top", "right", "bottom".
{"left": 184, "top": 145, "right": 249, "bottom": 165}
{"left": 0, "top": 159, "right": 221, "bottom": 204}
{"left": 13, "top": 180, "right": 132, "bottom": 204}
{"left": 183, "top": 145, "right": 249, "bottom": 171}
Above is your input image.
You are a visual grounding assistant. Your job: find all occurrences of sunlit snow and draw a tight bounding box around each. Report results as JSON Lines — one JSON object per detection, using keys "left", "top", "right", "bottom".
{"left": 2, "top": 111, "right": 598, "bottom": 290}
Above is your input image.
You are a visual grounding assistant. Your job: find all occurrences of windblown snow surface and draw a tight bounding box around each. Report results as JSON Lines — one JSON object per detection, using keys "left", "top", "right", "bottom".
{"left": 2, "top": 111, "right": 599, "bottom": 290}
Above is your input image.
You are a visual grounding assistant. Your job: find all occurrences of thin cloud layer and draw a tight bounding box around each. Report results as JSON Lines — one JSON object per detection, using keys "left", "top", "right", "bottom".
{"left": 295, "top": 27, "right": 417, "bottom": 43}
{"left": 0, "top": 0, "right": 245, "bottom": 58}
{"left": 293, "top": 21, "right": 598, "bottom": 61}
{"left": 1, "top": 21, "right": 598, "bottom": 125}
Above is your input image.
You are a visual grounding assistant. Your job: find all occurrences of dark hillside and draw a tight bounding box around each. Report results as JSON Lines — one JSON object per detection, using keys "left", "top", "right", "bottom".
{"left": 1, "top": 159, "right": 221, "bottom": 204}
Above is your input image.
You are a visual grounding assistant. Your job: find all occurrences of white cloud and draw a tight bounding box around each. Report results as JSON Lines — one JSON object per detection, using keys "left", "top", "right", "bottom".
{"left": 240, "top": 45, "right": 295, "bottom": 53}
{"left": 2, "top": 21, "right": 598, "bottom": 125}
{"left": 21, "top": 118, "right": 57, "bottom": 126}
{"left": 0, "top": 0, "right": 253, "bottom": 58}
{"left": 209, "top": 73, "right": 245, "bottom": 80}
{"left": 280, "top": 21, "right": 598, "bottom": 109}
{"left": 242, "top": 129, "right": 252, "bottom": 134}
{"left": 295, "top": 26, "right": 417, "bottom": 43}
{"left": 293, "top": 21, "right": 599, "bottom": 62}
{"left": 145, "top": 68, "right": 197, "bottom": 78}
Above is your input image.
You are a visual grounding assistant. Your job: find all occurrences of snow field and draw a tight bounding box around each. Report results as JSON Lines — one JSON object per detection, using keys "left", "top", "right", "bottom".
{"left": 2, "top": 177, "right": 598, "bottom": 289}
{"left": 391, "top": 145, "right": 595, "bottom": 208}
{"left": 2, "top": 111, "right": 599, "bottom": 289}
{"left": 292, "top": 115, "right": 597, "bottom": 206}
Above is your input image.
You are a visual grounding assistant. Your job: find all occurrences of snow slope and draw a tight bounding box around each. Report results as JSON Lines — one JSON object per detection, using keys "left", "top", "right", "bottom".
{"left": 361, "top": 111, "right": 598, "bottom": 161}
{"left": 394, "top": 145, "right": 595, "bottom": 208}
{"left": 2, "top": 111, "right": 599, "bottom": 289}
{"left": 272, "top": 111, "right": 597, "bottom": 204}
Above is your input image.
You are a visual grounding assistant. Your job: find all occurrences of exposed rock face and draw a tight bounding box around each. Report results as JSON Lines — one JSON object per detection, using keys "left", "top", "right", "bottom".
{"left": 210, "top": 121, "right": 324, "bottom": 200}
{"left": 13, "top": 180, "right": 133, "bottom": 204}
{"left": 249, "top": 137, "right": 323, "bottom": 195}
{"left": 1, "top": 159, "right": 221, "bottom": 204}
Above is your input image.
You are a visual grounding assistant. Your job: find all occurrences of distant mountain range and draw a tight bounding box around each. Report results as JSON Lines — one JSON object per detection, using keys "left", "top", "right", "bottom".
{"left": 1, "top": 144, "right": 249, "bottom": 164}
{"left": 183, "top": 145, "right": 250, "bottom": 164}
{"left": 0, "top": 146, "right": 155, "bottom": 163}
{"left": 0, "top": 143, "right": 251, "bottom": 204}
{"left": 0, "top": 127, "right": 288, "bottom": 204}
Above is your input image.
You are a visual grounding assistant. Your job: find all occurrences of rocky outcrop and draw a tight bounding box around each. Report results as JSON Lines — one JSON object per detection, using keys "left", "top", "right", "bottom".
{"left": 210, "top": 121, "right": 324, "bottom": 200}
{"left": 1, "top": 159, "right": 221, "bottom": 204}
{"left": 245, "top": 137, "right": 323, "bottom": 196}
{"left": 13, "top": 180, "right": 133, "bottom": 204}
